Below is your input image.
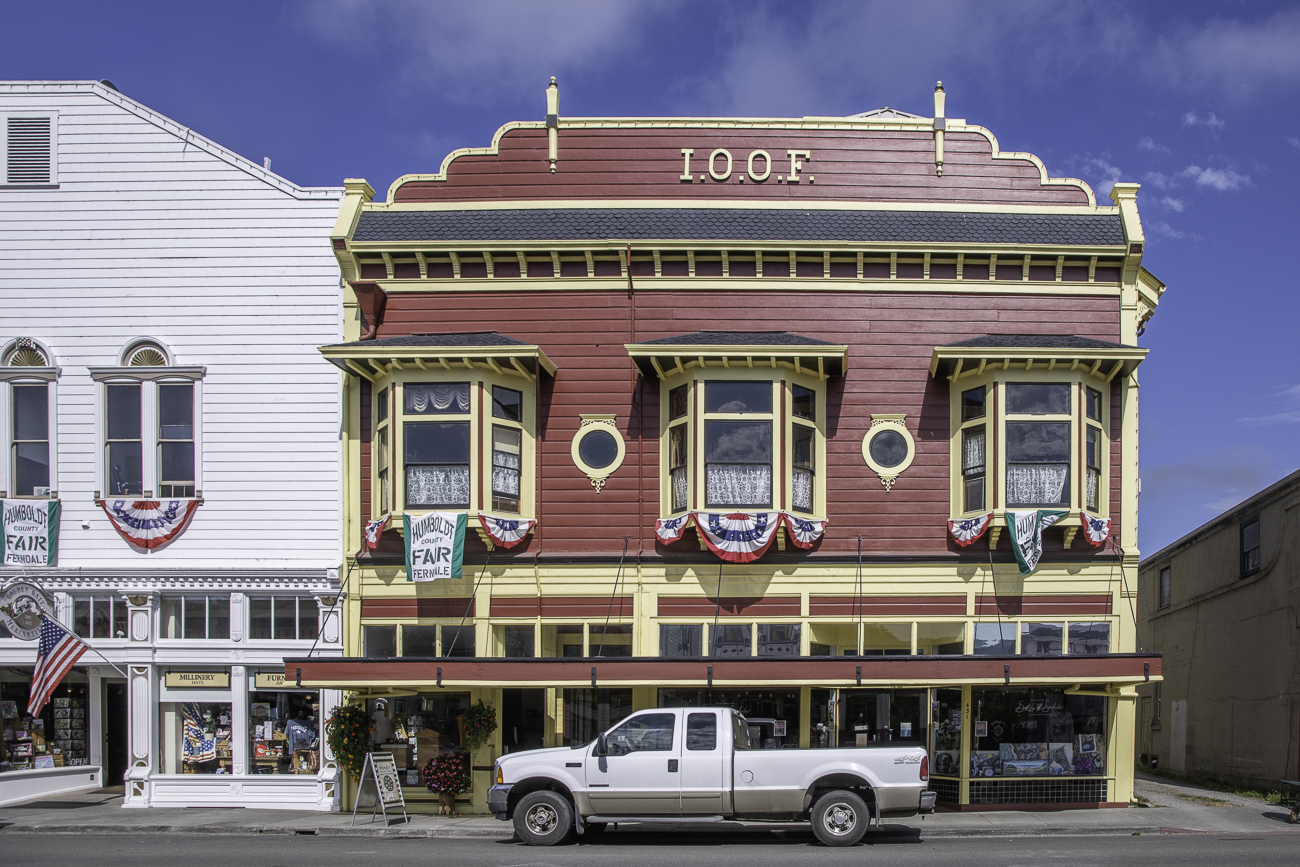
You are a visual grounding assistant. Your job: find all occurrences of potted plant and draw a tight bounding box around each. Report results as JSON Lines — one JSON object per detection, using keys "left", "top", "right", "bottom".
{"left": 422, "top": 750, "right": 471, "bottom": 815}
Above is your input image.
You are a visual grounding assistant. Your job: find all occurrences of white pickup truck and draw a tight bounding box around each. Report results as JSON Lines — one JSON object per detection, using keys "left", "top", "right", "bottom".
{"left": 489, "top": 706, "right": 935, "bottom": 846}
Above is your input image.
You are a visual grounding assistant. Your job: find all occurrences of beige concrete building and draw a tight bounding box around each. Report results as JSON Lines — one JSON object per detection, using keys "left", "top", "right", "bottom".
{"left": 1136, "top": 468, "right": 1300, "bottom": 788}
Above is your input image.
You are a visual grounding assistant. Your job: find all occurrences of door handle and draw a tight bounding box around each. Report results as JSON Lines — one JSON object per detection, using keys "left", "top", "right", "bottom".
{"left": 668, "top": 759, "right": 679, "bottom": 772}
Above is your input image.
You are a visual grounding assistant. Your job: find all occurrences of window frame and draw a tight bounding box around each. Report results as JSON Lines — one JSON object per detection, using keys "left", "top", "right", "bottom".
{"left": 1158, "top": 565, "right": 1171, "bottom": 609}
{"left": 373, "top": 385, "right": 391, "bottom": 515}
{"left": 383, "top": 371, "right": 536, "bottom": 519}
{"left": 158, "top": 594, "right": 230, "bottom": 641}
{"left": 948, "top": 371, "right": 1109, "bottom": 521}
{"left": 247, "top": 595, "right": 319, "bottom": 642}
{"left": 4, "top": 378, "right": 57, "bottom": 498}
{"left": 1240, "top": 516, "right": 1260, "bottom": 577}
{"left": 659, "top": 371, "right": 826, "bottom": 517}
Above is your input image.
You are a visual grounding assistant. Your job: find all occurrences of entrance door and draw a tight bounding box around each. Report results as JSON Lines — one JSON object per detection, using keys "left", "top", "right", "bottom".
{"left": 501, "top": 688, "right": 546, "bottom": 754}
{"left": 104, "top": 682, "right": 129, "bottom": 787}
{"left": 585, "top": 710, "right": 681, "bottom": 815}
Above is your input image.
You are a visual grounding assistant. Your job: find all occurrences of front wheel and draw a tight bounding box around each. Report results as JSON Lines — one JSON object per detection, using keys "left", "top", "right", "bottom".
{"left": 810, "top": 789, "right": 870, "bottom": 847}
{"left": 513, "top": 790, "right": 573, "bottom": 846}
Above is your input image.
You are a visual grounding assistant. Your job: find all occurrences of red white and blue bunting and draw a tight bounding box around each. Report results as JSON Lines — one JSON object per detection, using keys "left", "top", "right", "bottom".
{"left": 656, "top": 512, "right": 694, "bottom": 544}
{"left": 948, "top": 512, "right": 993, "bottom": 547}
{"left": 363, "top": 513, "right": 390, "bottom": 551}
{"left": 783, "top": 513, "right": 829, "bottom": 550}
{"left": 101, "top": 499, "right": 199, "bottom": 551}
{"left": 1080, "top": 511, "right": 1111, "bottom": 547}
{"left": 478, "top": 513, "right": 536, "bottom": 549}
{"left": 694, "top": 511, "right": 782, "bottom": 564}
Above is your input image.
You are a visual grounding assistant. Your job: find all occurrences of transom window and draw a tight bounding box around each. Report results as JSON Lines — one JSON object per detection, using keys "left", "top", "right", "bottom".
{"left": 248, "top": 596, "right": 319, "bottom": 641}
{"left": 73, "top": 596, "right": 128, "bottom": 639}
{"left": 160, "top": 594, "right": 230, "bottom": 640}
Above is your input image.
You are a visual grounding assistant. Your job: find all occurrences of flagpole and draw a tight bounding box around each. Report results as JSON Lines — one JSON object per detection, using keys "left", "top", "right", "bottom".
{"left": 80, "top": 643, "right": 128, "bottom": 678}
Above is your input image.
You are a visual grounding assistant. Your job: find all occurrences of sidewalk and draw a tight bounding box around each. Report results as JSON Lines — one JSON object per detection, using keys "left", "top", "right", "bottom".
{"left": 1, "top": 776, "right": 1296, "bottom": 839}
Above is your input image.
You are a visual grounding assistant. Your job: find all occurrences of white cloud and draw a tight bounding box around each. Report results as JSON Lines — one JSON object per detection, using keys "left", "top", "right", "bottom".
{"left": 1147, "top": 8, "right": 1300, "bottom": 99}
{"left": 1182, "top": 164, "right": 1251, "bottom": 190}
{"left": 1160, "top": 197, "right": 1184, "bottom": 212}
{"left": 1069, "top": 155, "right": 1124, "bottom": 200}
{"left": 1138, "top": 136, "right": 1170, "bottom": 154}
{"left": 1288, "top": 136, "right": 1300, "bottom": 151}
{"left": 1239, "top": 384, "right": 1300, "bottom": 426}
{"left": 1182, "top": 110, "right": 1225, "bottom": 129}
{"left": 1143, "top": 170, "right": 1178, "bottom": 189}
{"left": 1146, "top": 220, "right": 1185, "bottom": 240}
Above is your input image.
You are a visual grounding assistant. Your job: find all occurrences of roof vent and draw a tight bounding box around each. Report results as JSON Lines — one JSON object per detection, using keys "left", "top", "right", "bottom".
{"left": 7, "top": 117, "right": 52, "bottom": 184}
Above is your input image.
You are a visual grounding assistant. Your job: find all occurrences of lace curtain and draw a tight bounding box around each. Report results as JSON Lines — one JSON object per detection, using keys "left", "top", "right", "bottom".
{"left": 792, "top": 468, "right": 813, "bottom": 512}
{"left": 1006, "top": 464, "right": 1068, "bottom": 506}
{"left": 405, "top": 383, "right": 470, "bottom": 414}
{"left": 406, "top": 465, "right": 470, "bottom": 506}
{"left": 1086, "top": 469, "right": 1100, "bottom": 511}
{"left": 492, "top": 449, "right": 521, "bottom": 497}
{"left": 706, "top": 464, "right": 771, "bottom": 507}
{"left": 963, "top": 430, "right": 985, "bottom": 472}
{"left": 671, "top": 467, "right": 688, "bottom": 511}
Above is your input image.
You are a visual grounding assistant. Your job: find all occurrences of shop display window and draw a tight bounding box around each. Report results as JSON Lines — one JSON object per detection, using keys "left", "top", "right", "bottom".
{"left": 660, "top": 624, "right": 702, "bottom": 658}
{"left": 1, "top": 681, "right": 88, "bottom": 770}
{"left": 757, "top": 623, "right": 800, "bottom": 657}
{"left": 969, "top": 688, "right": 1107, "bottom": 777}
{"left": 370, "top": 693, "right": 471, "bottom": 786}
{"left": 838, "top": 689, "right": 926, "bottom": 747}
{"left": 930, "top": 688, "right": 962, "bottom": 777}
{"left": 1067, "top": 622, "right": 1110, "bottom": 655}
{"left": 1020, "top": 622, "right": 1063, "bottom": 656}
{"left": 862, "top": 622, "right": 910, "bottom": 656}
{"left": 249, "top": 691, "right": 319, "bottom": 774}
{"left": 363, "top": 624, "right": 397, "bottom": 658}
{"left": 710, "top": 623, "right": 752, "bottom": 657}
{"left": 973, "top": 622, "right": 1016, "bottom": 654}
{"left": 917, "top": 623, "right": 965, "bottom": 655}
{"left": 659, "top": 688, "right": 800, "bottom": 749}
{"left": 562, "top": 688, "right": 634, "bottom": 746}
{"left": 160, "top": 702, "right": 232, "bottom": 774}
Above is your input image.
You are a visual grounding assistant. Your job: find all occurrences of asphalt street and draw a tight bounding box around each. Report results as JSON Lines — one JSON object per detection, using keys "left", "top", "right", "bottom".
{"left": 4, "top": 830, "right": 1299, "bottom": 866}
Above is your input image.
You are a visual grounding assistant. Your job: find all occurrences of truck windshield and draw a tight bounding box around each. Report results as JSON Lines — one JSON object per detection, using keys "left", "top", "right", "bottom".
{"left": 732, "top": 713, "right": 754, "bottom": 750}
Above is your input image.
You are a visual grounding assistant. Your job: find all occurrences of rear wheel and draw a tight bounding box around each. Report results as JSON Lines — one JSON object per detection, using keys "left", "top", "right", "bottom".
{"left": 810, "top": 789, "right": 870, "bottom": 847}
{"left": 513, "top": 790, "right": 573, "bottom": 846}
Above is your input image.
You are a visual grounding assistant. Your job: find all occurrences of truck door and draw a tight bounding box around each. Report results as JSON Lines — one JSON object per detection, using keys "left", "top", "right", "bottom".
{"left": 586, "top": 710, "right": 681, "bottom": 815}
{"left": 680, "top": 710, "right": 725, "bottom": 813}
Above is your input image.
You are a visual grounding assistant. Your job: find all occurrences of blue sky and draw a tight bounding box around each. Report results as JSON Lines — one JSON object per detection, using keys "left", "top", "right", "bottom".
{"left": 6, "top": 1, "right": 1299, "bottom": 555}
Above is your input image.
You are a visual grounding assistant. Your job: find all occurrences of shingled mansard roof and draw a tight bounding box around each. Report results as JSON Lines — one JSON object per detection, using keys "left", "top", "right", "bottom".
{"left": 323, "top": 331, "right": 530, "bottom": 350}
{"left": 640, "top": 331, "right": 838, "bottom": 347}
{"left": 352, "top": 209, "right": 1126, "bottom": 247}
{"left": 941, "top": 334, "right": 1134, "bottom": 350}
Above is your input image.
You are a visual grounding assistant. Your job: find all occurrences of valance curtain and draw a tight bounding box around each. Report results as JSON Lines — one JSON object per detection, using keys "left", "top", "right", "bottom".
{"left": 405, "top": 383, "right": 470, "bottom": 414}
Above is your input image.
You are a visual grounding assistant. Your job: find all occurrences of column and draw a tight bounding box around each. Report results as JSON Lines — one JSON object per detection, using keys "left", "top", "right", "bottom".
{"left": 958, "top": 684, "right": 972, "bottom": 806}
{"left": 122, "top": 593, "right": 156, "bottom": 807}
{"left": 230, "top": 665, "right": 247, "bottom": 776}
{"left": 316, "top": 595, "right": 343, "bottom": 649}
{"left": 88, "top": 667, "right": 104, "bottom": 769}
{"left": 318, "top": 688, "right": 342, "bottom": 811}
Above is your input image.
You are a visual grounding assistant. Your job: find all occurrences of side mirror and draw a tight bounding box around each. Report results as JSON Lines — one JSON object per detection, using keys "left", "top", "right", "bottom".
{"left": 595, "top": 733, "right": 608, "bottom": 757}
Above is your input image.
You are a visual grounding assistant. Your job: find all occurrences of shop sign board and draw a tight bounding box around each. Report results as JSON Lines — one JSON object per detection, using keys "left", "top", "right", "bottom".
{"left": 254, "top": 672, "right": 288, "bottom": 689}
{"left": 165, "top": 671, "right": 230, "bottom": 688}
{"left": 403, "top": 511, "right": 466, "bottom": 582}
{"left": 352, "top": 751, "right": 409, "bottom": 826}
{"left": 0, "top": 581, "right": 57, "bottom": 641}
{"left": 1, "top": 499, "right": 60, "bottom": 567}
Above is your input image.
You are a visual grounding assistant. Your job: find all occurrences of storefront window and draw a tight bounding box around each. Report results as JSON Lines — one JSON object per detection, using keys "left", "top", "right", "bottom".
{"left": 2, "top": 681, "right": 88, "bottom": 770}
{"left": 1068, "top": 622, "right": 1110, "bottom": 655}
{"left": 660, "top": 624, "right": 702, "bottom": 657}
{"left": 930, "top": 688, "right": 962, "bottom": 778}
{"left": 401, "top": 625, "right": 438, "bottom": 656}
{"left": 917, "top": 623, "right": 965, "bottom": 655}
{"left": 970, "top": 688, "right": 1107, "bottom": 777}
{"left": 441, "top": 625, "right": 475, "bottom": 657}
{"left": 249, "top": 691, "right": 319, "bottom": 774}
{"left": 808, "top": 623, "right": 857, "bottom": 656}
{"left": 589, "top": 624, "right": 632, "bottom": 657}
{"left": 371, "top": 693, "right": 471, "bottom": 786}
{"left": 710, "top": 623, "right": 752, "bottom": 657}
{"left": 160, "top": 702, "right": 232, "bottom": 774}
{"left": 363, "top": 624, "right": 397, "bottom": 658}
{"left": 757, "top": 624, "right": 800, "bottom": 657}
{"left": 502, "top": 625, "right": 535, "bottom": 657}
{"left": 562, "top": 688, "right": 634, "bottom": 746}
{"left": 659, "top": 688, "right": 800, "bottom": 748}
{"left": 862, "top": 623, "right": 910, "bottom": 655}
{"left": 973, "top": 622, "right": 1015, "bottom": 654}
{"left": 1020, "top": 622, "right": 1063, "bottom": 656}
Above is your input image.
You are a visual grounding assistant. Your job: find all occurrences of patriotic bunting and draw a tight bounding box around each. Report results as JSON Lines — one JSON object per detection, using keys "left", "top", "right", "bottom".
{"left": 1080, "top": 511, "right": 1111, "bottom": 547}
{"left": 101, "top": 499, "right": 199, "bottom": 551}
{"left": 1007, "top": 509, "right": 1069, "bottom": 575}
{"left": 656, "top": 512, "right": 694, "bottom": 544}
{"left": 479, "top": 513, "right": 536, "bottom": 549}
{"left": 181, "top": 702, "right": 217, "bottom": 764}
{"left": 694, "top": 511, "right": 782, "bottom": 564}
{"left": 948, "top": 512, "right": 993, "bottom": 547}
{"left": 364, "top": 513, "right": 391, "bottom": 550}
{"left": 783, "top": 513, "right": 828, "bottom": 549}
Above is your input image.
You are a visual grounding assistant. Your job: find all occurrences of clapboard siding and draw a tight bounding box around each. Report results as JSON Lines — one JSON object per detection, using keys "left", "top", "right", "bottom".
{"left": 0, "top": 83, "right": 343, "bottom": 570}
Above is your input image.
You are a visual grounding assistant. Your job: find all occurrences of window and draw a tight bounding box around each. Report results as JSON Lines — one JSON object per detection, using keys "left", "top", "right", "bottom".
{"left": 1084, "top": 386, "right": 1104, "bottom": 511}
{"left": 917, "top": 622, "right": 965, "bottom": 655}
{"left": 374, "top": 386, "right": 390, "bottom": 514}
{"left": 660, "top": 624, "right": 702, "bottom": 658}
{"left": 1067, "top": 622, "right": 1110, "bottom": 655}
{"left": 4, "top": 115, "right": 56, "bottom": 186}
{"left": 1158, "top": 566, "right": 1171, "bottom": 609}
{"left": 441, "top": 625, "right": 475, "bottom": 657}
{"left": 1005, "top": 383, "right": 1070, "bottom": 507}
{"left": 249, "top": 690, "right": 319, "bottom": 775}
{"left": 757, "top": 623, "right": 800, "bottom": 657}
{"left": 590, "top": 623, "right": 632, "bottom": 657}
{"left": 1241, "top": 517, "right": 1260, "bottom": 576}
{"left": 72, "top": 596, "right": 128, "bottom": 639}
{"left": 1020, "top": 622, "right": 1063, "bottom": 656}
{"left": 106, "top": 383, "right": 143, "bottom": 496}
{"left": 158, "top": 383, "right": 194, "bottom": 497}
{"left": 686, "top": 712, "right": 717, "bottom": 750}
{"left": 973, "top": 622, "right": 1015, "bottom": 655}
{"left": 711, "top": 623, "right": 752, "bottom": 657}
{"left": 98, "top": 353, "right": 202, "bottom": 500}
{"left": 959, "top": 386, "right": 986, "bottom": 512}
{"left": 502, "top": 625, "right": 535, "bottom": 658}
{"left": 160, "top": 701, "right": 231, "bottom": 774}
{"left": 160, "top": 595, "right": 230, "bottom": 640}
{"left": 248, "top": 597, "right": 318, "bottom": 641}
{"left": 11, "top": 383, "right": 49, "bottom": 496}
{"left": 401, "top": 624, "right": 438, "bottom": 656}
{"left": 605, "top": 712, "right": 675, "bottom": 754}
{"left": 363, "top": 624, "right": 397, "bottom": 658}
{"left": 705, "top": 381, "right": 772, "bottom": 508}
{"left": 668, "top": 384, "right": 689, "bottom": 511}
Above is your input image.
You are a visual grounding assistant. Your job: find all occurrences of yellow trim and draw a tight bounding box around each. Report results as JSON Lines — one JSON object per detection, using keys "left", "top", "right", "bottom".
{"left": 569, "top": 414, "right": 627, "bottom": 493}
{"left": 322, "top": 343, "right": 557, "bottom": 379}
{"left": 930, "top": 345, "right": 1146, "bottom": 380}
{"left": 628, "top": 342, "right": 847, "bottom": 380}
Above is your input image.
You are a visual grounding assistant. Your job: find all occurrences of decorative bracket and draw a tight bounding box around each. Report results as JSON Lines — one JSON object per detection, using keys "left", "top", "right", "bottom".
{"left": 349, "top": 281, "right": 387, "bottom": 341}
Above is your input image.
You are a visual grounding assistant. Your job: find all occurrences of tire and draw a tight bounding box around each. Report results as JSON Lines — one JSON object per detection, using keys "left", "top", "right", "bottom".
{"left": 810, "top": 789, "right": 870, "bottom": 847}
{"left": 513, "top": 790, "right": 573, "bottom": 846}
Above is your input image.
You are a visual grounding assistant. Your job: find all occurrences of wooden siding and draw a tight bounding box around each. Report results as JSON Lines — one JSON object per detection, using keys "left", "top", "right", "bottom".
{"left": 372, "top": 287, "right": 1123, "bottom": 558}
{"left": 490, "top": 596, "right": 633, "bottom": 618}
{"left": 809, "top": 595, "right": 968, "bottom": 616}
{"left": 974, "top": 595, "right": 1113, "bottom": 616}
{"left": 657, "top": 596, "right": 802, "bottom": 617}
{"left": 360, "top": 597, "right": 475, "bottom": 619}
{"left": 0, "top": 85, "right": 342, "bottom": 569}
{"left": 393, "top": 128, "right": 1091, "bottom": 206}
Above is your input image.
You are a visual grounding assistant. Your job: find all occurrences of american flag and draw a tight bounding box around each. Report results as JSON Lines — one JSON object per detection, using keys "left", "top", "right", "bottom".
{"left": 28, "top": 617, "right": 89, "bottom": 716}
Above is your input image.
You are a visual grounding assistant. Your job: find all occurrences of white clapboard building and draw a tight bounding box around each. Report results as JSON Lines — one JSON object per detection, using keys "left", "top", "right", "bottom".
{"left": 0, "top": 81, "right": 344, "bottom": 810}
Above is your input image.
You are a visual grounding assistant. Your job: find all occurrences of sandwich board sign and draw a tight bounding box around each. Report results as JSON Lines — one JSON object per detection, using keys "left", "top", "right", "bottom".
{"left": 351, "top": 751, "right": 409, "bottom": 826}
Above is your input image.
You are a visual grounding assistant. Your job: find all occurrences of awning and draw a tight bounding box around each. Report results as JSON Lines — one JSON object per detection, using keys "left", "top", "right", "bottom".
{"left": 930, "top": 334, "right": 1147, "bottom": 382}
{"left": 284, "top": 653, "right": 1161, "bottom": 692}
{"left": 627, "top": 331, "right": 847, "bottom": 380}
{"left": 320, "top": 331, "right": 557, "bottom": 382}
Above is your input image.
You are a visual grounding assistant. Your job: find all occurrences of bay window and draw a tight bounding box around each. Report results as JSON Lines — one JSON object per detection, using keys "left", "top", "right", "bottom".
{"left": 704, "top": 381, "right": 773, "bottom": 508}
{"left": 374, "top": 386, "right": 390, "bottom": 513}
{"left": 959, "top": 386, "right": 986, "bottom": 512}
{"left": 667, "top": 384, "right": 689, "bottom": 512}
{"left": 1005, "top": 383, "right": 1071, "bottom": 507}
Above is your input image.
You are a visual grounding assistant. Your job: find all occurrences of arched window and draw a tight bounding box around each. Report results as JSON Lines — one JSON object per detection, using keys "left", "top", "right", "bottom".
{"left": 1, "top": 338, "right": 57, "bottom": 498}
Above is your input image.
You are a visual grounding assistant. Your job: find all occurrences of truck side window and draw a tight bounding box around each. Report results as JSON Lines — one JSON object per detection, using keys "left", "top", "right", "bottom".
{"left": 686, "top": 713, "right": 717, "bottom": 750}
{"left": 606, "top": 713, "right": 676, "bottom": 755}
{"left": 732, "top": 713, "right": 753, "bottom": 750}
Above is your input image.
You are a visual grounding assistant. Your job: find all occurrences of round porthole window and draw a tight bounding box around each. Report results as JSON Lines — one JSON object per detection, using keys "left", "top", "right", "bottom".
{"left": 578, "top": 429, "right": 619, "bottom": 469}
{"left": 861, "top": 415, "right": 916, "bottom": 491}
{"left": 571, "top": 415, "right": 627, "bottom": 492}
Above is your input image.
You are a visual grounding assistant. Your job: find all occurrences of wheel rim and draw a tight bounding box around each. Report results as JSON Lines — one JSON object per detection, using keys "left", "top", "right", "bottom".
{"left": 525, "top": 803, "right": 559, "bottom": 835}
{"left": 822, "top": 801, "right": 858, "bottom": 837}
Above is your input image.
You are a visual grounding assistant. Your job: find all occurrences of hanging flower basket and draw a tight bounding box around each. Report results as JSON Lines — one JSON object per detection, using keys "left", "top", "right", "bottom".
{"left": 324, "top": 702, "right": 372, "bottom": 781}
{"left": 462, "top": 699, "right": 498, "bottom": 752}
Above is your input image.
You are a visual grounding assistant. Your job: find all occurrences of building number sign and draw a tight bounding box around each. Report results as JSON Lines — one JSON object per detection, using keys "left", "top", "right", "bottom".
{"left": 680, "top": 148, "right": 814, "bottom": 184}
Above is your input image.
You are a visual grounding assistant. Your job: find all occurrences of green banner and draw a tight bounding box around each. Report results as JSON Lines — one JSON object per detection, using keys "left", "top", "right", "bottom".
{"left": 1006, "top": 509, "right": 1068, "bottom": 575}
{"left": 403, "top": 511, "right": 466, "bottom": 582}
{"left": 1, "top": 499, "right": 59, "bottom": 567}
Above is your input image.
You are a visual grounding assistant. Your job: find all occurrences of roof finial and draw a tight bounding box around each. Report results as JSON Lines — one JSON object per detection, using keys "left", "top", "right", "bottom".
{"left": 546, "top": 76, "right": 560, "bottom": 173}
{"left": 933, "top": 81, "right": 947, "bottom": 178}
